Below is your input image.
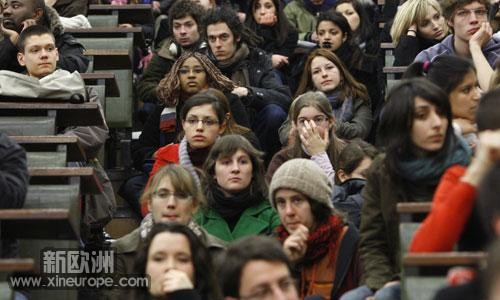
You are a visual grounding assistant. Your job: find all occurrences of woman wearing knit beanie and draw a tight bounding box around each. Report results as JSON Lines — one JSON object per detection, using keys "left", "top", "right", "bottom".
{"left": 269, "top": 158, "right": 360, "bottom": 299}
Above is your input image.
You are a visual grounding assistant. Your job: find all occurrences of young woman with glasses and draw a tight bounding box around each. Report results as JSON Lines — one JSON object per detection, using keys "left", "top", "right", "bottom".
{"left": 122, "top": 52, "right": 254, "bottom": 215}
{"left": 109, "top": 165, "right": 225, "bottom": 299}
{"left": 267, "top": 91, "right": 346, "bottom": 184}
{"left": 195, "top": 134, "right": 280, "bottom": 242}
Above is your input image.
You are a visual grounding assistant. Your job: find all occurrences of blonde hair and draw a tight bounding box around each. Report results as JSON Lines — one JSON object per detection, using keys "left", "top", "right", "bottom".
{"left": 390, "top": 0, "right": 447, "bottom": 45}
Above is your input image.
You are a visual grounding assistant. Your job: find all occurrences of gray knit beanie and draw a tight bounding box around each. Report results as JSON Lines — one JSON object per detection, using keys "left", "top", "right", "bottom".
{"left": 269, "top": 158, "right": 333, "bottom": 209}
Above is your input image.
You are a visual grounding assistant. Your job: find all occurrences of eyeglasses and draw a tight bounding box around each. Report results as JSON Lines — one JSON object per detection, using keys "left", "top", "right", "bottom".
{"left": 239, "top": 277, "right": 297, "bottom": 300}
{"left": 178, "top": 66, "right": 206, "bottom": 75}
{"left": 152, "top": 190, "right": 191, "bottom": 201}
{"left": 297, "top": 115, "right": 329, "bottom": 127}
{"left": 184, "top": 117, "right": 219, "bottom": 127}
{"left": 455, "top": 8, "right": 488, "bottom": 19}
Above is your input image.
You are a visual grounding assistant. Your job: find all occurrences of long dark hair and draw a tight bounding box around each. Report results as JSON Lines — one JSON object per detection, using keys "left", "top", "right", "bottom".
{"left": 295, "top": 48, "right": 369, "bottom": 101}
{"left": 180, "top": 88, "right": 250, "bottom": 136}
{"left": 334, "top": 0, "right": 379, "bottom": 54}
{"left": 157, "top": 52, "right": 236, "bottom": 106}
{"left": 133, "top": 223, "right": 222, "bottom": 300}
{"left": 403, "top": 55, "right": 476, "bottom": 94}
{"left": 246, "top": 0, "right": 294, "bottom": 47}
{"left": 202, "top": 134, "right": 267, "bottom": 205}
{"left": 378, "top": 78, "right": 454, "bottom": 184}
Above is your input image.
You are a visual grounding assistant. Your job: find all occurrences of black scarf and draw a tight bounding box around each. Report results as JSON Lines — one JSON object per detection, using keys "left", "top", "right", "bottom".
{"left": 210, "top": 186, "right": 261, "bottom": 221}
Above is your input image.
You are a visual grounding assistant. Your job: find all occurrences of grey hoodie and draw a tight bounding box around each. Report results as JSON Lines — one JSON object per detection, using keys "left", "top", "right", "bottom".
{"left": 414, "top": 32, "right": 500, "bottom": 67}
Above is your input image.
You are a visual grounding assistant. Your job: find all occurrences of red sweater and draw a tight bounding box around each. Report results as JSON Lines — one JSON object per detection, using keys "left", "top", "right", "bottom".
{"left": 409, "top": 165, "right": 476, "bottom": 252}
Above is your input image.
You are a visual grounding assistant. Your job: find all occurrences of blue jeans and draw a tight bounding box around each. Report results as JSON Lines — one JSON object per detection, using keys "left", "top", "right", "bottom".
{"left": 251, "top": 103, "right": 287, "bottom": 163}
{"left": 340, "top": 283, "right": 401, "bottom": 300}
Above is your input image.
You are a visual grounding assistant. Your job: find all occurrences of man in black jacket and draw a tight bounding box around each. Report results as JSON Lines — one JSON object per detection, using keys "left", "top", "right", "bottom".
{"left": 204, "top": 6, "right": 292, "bottom": 161}
{"left": 0, "top": 133, "right": 28, "bottom": 210}
{"left": 0, "top": 0, "right": 88, "bottom": 73}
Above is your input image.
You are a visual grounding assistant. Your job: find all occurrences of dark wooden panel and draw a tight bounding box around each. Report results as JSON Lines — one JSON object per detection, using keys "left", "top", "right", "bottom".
{"left": 0, "top": 209, "right": 79, "bottom": 240}
{"left": 11, "top": 135, "right": 87, "bottom": 162}
{"left": 81, "top": 73, "right": 120, "bottom": 98}
{"left": 88, "top": 4, "right": 153, "bottom": 25}
{"left": 0, "top": 102, "right": 104, "bottom": 126}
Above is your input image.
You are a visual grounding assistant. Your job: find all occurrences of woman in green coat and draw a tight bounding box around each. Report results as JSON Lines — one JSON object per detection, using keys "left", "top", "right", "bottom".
{"left": 195, "top": 134, "right": 280, "bottom": 242}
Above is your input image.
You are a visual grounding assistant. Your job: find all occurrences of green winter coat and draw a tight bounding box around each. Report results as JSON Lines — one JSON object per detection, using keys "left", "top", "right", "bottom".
{"left": 284, "top": 0, "right": 317, "bottom": 41}
{"left": 194, "top": 201, "right": 281, "bottom": 242}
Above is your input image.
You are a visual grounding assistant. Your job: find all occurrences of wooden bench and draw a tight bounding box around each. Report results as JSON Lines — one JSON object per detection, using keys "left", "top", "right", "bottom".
{"left": 383, "top": 66, "right": 408, "bottom": 75}
{"left": 0, "top": 102, "right": 105, "bottom": 127}
{"left": 381, "top": 42, "right": 395, "bottom": 50}
{"left": 88, "top": 4, "right": 154, "bottom": 25}
{"left": 397, "top": 202, "right": 432, "bottom": 214}
{"left": 67, "top": 27, "right": 146, "bottom": 49}
{"left": 28, "top": 167, "right": 102, "bottom": 194}
{"left": 0, "top": 209, "right": 79, "bottom": 240}
{"left": 81, "top": 72, "right": 120, "bottom": 98}
{"left": 11, "top": 135, "right": 87, "bottom": 162}
{"left": 402, "top": 252, "right": 486, "bottom": 300}
{"left": 0, "top": 259, "right": 36, "bottom": 273}
{"left": 403, "top": 252, "right": 486, "bottom": 267}
{"left": 27, "top": 151, "right": 66, "bottom": 168}
{"left": 0, "top": 116, "right": 55, "bottom": 136}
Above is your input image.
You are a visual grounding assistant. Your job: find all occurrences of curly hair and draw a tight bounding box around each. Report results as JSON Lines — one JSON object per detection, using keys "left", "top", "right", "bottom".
{"left": 168, "top": 0, "right": 205, "bottom": 37}
{"left": 203, "top": 6, "right": 263, "bottom": 47}
{"left": 157, "top": 51, "right": 236, "bottom": 106}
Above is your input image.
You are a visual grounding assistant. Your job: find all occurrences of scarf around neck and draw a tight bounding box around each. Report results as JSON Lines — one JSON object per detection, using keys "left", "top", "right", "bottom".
{"left": 216, "top": 43, "right": 251, "bottom": 87}
{"left": 326, "top": 91, "right": 354, "bottom": 123}
{"left": 179, "top": 137, "right": 211, "bottom": 188}
{"left": 397, "top": 135, "right": 471, "bottom": 199}
{"left": 140, "top": 213, "right": 203, "bottom": 239}
{"left": 210, "top": 186, "right": 261, "bottom": 220}
{"left": 276, "top": 215, "right": 344, "bottom": 266}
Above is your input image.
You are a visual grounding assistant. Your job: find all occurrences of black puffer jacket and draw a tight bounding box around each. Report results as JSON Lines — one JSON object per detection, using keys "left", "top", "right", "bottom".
{"left": 332, "top": 178, "right": 366, "bottom": 228}
{"left": 0, "top": 6, "right": 88, "bottom": 73}
{"left": 0, "top": 133, "right": 28, "bottom": 209}
{"left": 210, "top": 45, "right": 292, "bottom": 114}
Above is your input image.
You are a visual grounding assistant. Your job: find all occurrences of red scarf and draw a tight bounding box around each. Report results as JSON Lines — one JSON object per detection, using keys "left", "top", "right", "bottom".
{"left": 276, "top": 215, "right": 344, "bottom": 266}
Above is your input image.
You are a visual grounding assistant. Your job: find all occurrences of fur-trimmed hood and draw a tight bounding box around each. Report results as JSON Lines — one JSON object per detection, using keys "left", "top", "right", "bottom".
{"left": 40, "top": 5, "right": 65, "bottom": 37}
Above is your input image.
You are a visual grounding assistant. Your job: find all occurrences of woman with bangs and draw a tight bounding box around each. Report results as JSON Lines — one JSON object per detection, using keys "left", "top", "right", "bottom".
{"left": 404, "top": 55, "right": 481, "bottom": 149}
{"left": 340, "top": 78, "right": 471, "bottom": 300}
{"left": 246, "top": 0, "right": 298, "bottom": 70}
{"left": 334, "top": 0, "right": 380, "bottom": 56}
{"left": 295, "top": 49, "right": 372, "bottom": 140}
{"left": 390, "top": 0, "right": 448, "bottom": 67}
{"left": 122, "top": 52, "right": 253, "bottom": 214}
{"left": 195, "top": 134, "right": 280, "bottom": 242}
{"left": 131, "top": 223, "right": 222, "bottom": 300}
{"left": 109, "top": 165, "right": 225, "bottom": 299}
{"left": 268, "top": 91, "right": 346, "bottom": 185}
{"left": 314, "top": 12, "right": 381, "bottom": 119}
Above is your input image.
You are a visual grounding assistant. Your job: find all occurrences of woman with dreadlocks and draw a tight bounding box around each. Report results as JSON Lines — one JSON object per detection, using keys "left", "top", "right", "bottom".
{"left": 121, "top": 52, "right": 254, "bottom": 215}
